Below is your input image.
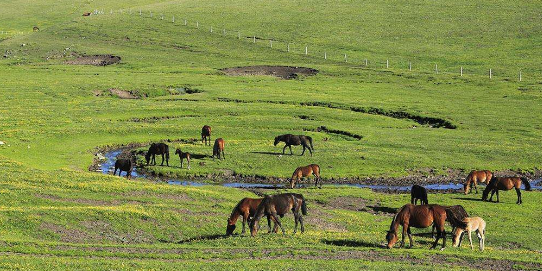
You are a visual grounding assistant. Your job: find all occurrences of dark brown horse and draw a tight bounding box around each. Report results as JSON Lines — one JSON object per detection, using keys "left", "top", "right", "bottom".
{"left": 174, "top": 148, "right": 191, "bottom": 169}
{"left": 386, "top": 204, "right": 448, "bottom": 250}
{"left": 113, "top": 159, "right": 133, "bottom": 179}
{"left": 432, "top": 205, "right": 469, "bottom": 239}
{"left": 32, "top": 26, "right": 39, "bottom": 32}
{"left": 290, "top": 164, "right": 321, "bottom": 188}
{"left": 411, "top": 185, "right": 428, "bottom": 205}
{"left": 464, "top": 170, "right": 493, "bottom": 194}
{"left": 201, "top": 125, "right": 212, "bottom": 146}
{"left": 145, "top": 143, "right": 169, "bottom": 166}
{"left": 250, "top": 193, "right": 307, "bottom": 236}
{"left": 82, "top": 12, "right": 91, "bottom": 16}
{"left": 274, "top": 134, "right": 313, "bottom": 156}
{"left": 482, "top": 177, "right": 531, "bottom": 204}
{"left": 213, "top": 138, "right": 225, "bottom": 159}
{"left": 226, "top": 198, "right": 276, "bottom": 235}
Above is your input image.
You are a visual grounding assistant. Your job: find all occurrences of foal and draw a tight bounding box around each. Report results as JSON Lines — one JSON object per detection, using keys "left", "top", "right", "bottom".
{"left": 213, "top": 138, "right": 225, "bottom": 159}
{"left": 201, "top": 125, "right": 212, "bottom": 146}
{"left": 174, "top": 148, "right": 191, "bottom": 169}
{"left": 452, "top": 217, "right": 486, "bottom": 251}
{"left": 290, "top": 164, "right": 321, "bottom": 188}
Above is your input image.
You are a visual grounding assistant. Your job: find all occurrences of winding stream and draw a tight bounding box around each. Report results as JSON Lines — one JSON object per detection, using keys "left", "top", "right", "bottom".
{"left": 99, "top": 149, "right": 541, "bottom": 191}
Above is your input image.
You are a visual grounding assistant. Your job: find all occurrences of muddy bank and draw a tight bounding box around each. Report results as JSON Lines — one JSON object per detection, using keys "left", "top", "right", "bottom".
{"left": 66, "top": 55, "right": 121, "bottom": 66}
{"left": 220, "top": 66, "right": 318, "bottom": 79}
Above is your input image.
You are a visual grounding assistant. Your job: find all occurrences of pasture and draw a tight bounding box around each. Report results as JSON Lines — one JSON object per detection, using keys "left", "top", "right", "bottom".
{"left": 0, "top": 0, "right": 541, "bottom": 269}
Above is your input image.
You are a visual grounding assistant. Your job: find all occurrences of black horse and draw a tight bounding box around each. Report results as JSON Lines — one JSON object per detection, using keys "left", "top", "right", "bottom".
{"left": 249, "top": 193, "right": 307, "bottom": 236}
{"left": 145, "top": 143, "right": 169, "bottom": 166}
{"left": 411, "top": 185, "right": 428, "bottom": 205}
{"left": 274, "top": 134, "right": 314, "bottom": 156}
{"left": 113, "top": 158, "right": 134, "bottom": 179}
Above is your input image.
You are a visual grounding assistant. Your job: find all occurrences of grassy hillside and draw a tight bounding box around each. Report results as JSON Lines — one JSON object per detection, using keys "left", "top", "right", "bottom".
{"left": 0, "top": 0, "right": 541, "bottom": 269}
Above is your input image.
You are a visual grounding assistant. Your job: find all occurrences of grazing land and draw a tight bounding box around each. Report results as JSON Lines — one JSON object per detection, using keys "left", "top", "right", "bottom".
{"left": 0, "top": 0, "right": 541, "bottom": 269}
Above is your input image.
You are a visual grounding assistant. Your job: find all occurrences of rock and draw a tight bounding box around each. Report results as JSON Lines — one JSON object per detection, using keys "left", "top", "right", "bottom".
{"left": 0, "top": 141, "right": 5, "bottom": 145}
{"left": 96, "top": 152, "right": 106, "bottom": 160}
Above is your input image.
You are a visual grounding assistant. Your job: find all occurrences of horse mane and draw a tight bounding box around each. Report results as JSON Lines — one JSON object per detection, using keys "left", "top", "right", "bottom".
{"left": 228, "top": 198, "right": 244, "bottom": 221}
{"left": 445, "top": 206, "right": 468, "bottom": 228}
{"left": 388, "top": 206, "right": 405, "bottom": 232}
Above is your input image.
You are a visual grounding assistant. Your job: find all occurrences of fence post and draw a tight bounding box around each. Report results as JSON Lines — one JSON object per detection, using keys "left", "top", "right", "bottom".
{"left": 365, "top": 59, "right": 368, "bottom": 66}
{"left": 161, "top": 14, "right": 164, "bottom": 20}
{"left": 139, "top": 9, "right": 142, "bottom": 15}
{"left": 184, "top": 19, "right": 187, "bottom": 26}
{"left": 210, "top": 26, "right": 213, "bottom": 33}
{"left": 253, "top": 36, "right": 256, "bottom": 43}
{"left": 489, "top": 69, "right": 492, "bottom": 79}
{"left": 386, "top": 59, "right": 389, "bottom": 69}
{"left": 305, "top": 46, "right": 308, "bottom": 55}
{"left": 324, "top": 52, "right": 327, "bottom": 60}
{"left": 435, "top": 64, "right": 438, "bottom": 74}
{"left": 270, "top": 40, "right": 273, "bottom": 48}
{"left": 110, "top": 9, "right": 113, "bottom": 14}
{"left": 409, "top": 62, "right": 412, "bottom": 71}
{"left": 287, "top": 43, "right": 290, "bottom": 52}
{"left": 519, "top": 70, "right": 522, "bottom": 82}
{"left": 172, "top": 16, "right": 175, "bottom": 23}
{"left": 460, "top": 66, "right": 463, "bottom": 76}
{"left": 196, "top": 22, "right": 199, "bottom": 28}
{"left": 223, "top": 29, "right": 226, "bottom": 35}
{"left": 344, "top": 54, "right": 347, "bottom": 63}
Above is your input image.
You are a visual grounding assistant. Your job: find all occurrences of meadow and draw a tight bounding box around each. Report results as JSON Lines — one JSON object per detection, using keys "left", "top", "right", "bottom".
{"left": 0, "top": 0, "right": 541, "bottom": 269}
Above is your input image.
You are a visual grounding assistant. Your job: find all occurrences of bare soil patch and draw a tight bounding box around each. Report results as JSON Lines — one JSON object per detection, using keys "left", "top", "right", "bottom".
{"left": 220, "top": 66, "right": 318, "bottom": 79}
{"left": 109, "top": 88, "right": 139, "bottom": 99}
{"left": 66, "top": 55, "right": 121, "bottom": 66}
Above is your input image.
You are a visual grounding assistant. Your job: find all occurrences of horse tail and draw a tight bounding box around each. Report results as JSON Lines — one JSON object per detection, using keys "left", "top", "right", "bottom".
{"left": 300, "top": 195, "right": 307, "bottom": 215}
{"left": 307, "top": 136, "right": 314, "bottom": 150}
{"left": 521, "top": 177, "right": 531, "bottom": 191}
{"left": 445, "top": 207, "right": 467, "bottom": 229}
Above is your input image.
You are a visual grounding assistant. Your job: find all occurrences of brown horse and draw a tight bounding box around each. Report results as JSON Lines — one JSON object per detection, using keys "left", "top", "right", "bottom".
{"left": 290, "top": 164, "right": 321, "bottom": 189}
{"left": 482, "top": 177, "right": 531, "bottom": 204}
{"left": 82, "top": 12, "right": 91, "bottom": 16}
{"left": 250, "top": 193, "right": 307, "bottom": 236}
{"left": 464, "top": 170, "right": 493, "bottom": 194}
{"left": 226, "top": 198, "right": 276, "bottom": 235}
{"left": 386, "top": 204, "right": 448, "bottom": 250}
{"left": 212, "top": 138, "right": 225, "bottom": 159}
{"left": 201, "top": 125, "right": 212, "bottom": 145}
{"left": 145, "top": 143, "right": 169, "bottom": 166}
{"left": 274, "top": 134, "right": 314, "bottom": 156}
{"left": 174, "top": 148, "right": 191, "bottom": 169}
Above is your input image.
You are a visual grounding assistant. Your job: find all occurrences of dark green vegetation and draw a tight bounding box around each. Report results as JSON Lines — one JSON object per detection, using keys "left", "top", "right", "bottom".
{"left": 0, "top": 0, "right": 541, "bottom": 269}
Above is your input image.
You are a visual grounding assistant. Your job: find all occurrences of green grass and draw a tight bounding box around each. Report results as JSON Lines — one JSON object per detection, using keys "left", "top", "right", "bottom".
{"left": 0, "top": 0, "right": 541, "bottom": 269}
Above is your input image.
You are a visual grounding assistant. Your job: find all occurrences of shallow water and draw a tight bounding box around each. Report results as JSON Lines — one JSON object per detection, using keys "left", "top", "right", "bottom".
{"left": 100, "top": 149, "right": 542, "bottom": 191}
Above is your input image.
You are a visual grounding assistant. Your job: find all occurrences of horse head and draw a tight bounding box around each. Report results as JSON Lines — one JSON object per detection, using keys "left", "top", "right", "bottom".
{"left": 385, "top": 230, "right": 397, "bottom": 249}
{"left": 273, "top": 136, "right": 281, "bottom": 146}
{"left": 144, "top": 152, "right": 151, "bottom": 165}
{"left": 481, "top": 188, "right": 490, "bottom": 201}
{"left": 226, "top": 219, "right": 236, "bottom": 236}
{"left": 463, "top": 183, "right": 469, "bottom": 194}
{"left": 175, "top": 148, "right": 181, "bottom": 155}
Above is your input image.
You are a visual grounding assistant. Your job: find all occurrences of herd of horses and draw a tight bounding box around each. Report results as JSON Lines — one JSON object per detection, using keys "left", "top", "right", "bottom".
{"left": 110, "top": 128, "right": 534, "bottom": 252}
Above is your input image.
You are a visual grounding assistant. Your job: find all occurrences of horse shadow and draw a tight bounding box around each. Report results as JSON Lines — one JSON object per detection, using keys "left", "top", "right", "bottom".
{"left": 366, "top": 205, "right": 397, "bottom": 215}
{"left": 451, "top": 197, "right": 483, "bottom": 202}
{"left": 159, "top": 234, "right": 228, "bottom": 244}
{"left": 188, "top": 153, "right": 209, "bottom": 159}
{"left": 322, "top": 239, "right": 382, "bottom": 248}
{"left": 250, "top": 151, "right": 283, "bottom": 156}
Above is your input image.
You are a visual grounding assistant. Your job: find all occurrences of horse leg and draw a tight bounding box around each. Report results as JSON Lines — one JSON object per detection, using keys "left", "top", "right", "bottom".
{"left": 474, "top": 181, "right": 478, "bottom": 194}
{"left": 407, "top": 227, "right": 413, "bottom": 248}
{"left": 478, "top": 230, "right": 485, "bottom": 251}
{"left": 222, "top": 150, "right": 225, "bottom": 160}
{"left": 469, "top": 230, "right": 473, "bottom": 250}
{"left": 289, "top": 145, "right": 293, "bottom": 155}
{"left": 160, "top": 154, "right": 164, "bottom": 166}
{"left": 293, "top": 212, "right": 299, "bottom": 234}
{"left": 299, "top": 214, "right": 304, "bottom": 233}
{"left": 431, "top": 225, "right": 435, "bottom": 239}
{"left": 496, "top": 190, "right": 500, "bottom": 202}
{"left": 489, "top": 190, "right": 495, "bottom": 202}
{"left": 271, "top": 213, "right": 285, "bottom": 235}
{"left": 267, "top": 215, "right": 273, "bottom": 233}
{"left": 242, "top": 213, "right": 249, "bottom": 234}
{"left": 399, "top": 226, "right": 407, "bottom": 248}
{"left": 187, "top": 158, "right": 190, "bottom": 170}
{"left": 301, "top": 145, "right": 306, "bottom": 156}
{"left": 515, "top": 188, "right": 521, "bottom": 204}
{"left": 282, "top": 145, "right": 287, "bottom": 155}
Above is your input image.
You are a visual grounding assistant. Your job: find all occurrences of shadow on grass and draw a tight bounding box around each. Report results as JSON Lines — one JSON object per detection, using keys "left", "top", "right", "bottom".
{"left": 159, "top": 234, "right": 229, "bottom": 244}
{"left": 451, "top": 197, "right": 484, "bottom": 202}
{"left": 322, "top": 239, "right": 382, "bottom": 248}
{"left": 250, "top": 151, "right": 283, "bottom": 156}
{"left": 366, "top": 205, "right": 397, "bottom": 215}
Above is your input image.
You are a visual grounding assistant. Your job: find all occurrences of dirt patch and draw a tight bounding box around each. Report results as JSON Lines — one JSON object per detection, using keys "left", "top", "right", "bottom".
{"left": 303, "top": 208, "right": 347, "bottom": 232}
{"left": 220, "top": 66, "right": 318, "bottom": 79}
{"left": 109, "top": 88, "right": 139, "bottom": 99}
{"left": 325, "top": 197, "right": 368, "bottom": 211}
{"left": 40, "top": 222, "right": 93, "bottom": 243}
{"left": 66, "top": 55, "right": 121, "bottom": 66}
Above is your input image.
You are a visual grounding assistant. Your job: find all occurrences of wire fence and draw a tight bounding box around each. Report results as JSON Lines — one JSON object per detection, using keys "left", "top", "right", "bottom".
{"left": 33, "top": 8, "right": 542, "bottom": 83}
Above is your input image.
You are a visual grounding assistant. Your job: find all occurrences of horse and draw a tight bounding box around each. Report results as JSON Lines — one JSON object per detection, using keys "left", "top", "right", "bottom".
{"left": 386, "top": 204, "right": 448, "bottom": 250}
{"left": 213, "top": 138, "right": 225, "bottom": 159}
{"left": 410, "top": 185, "right": 428, "bottom": 205}
{"left": 201, "top": 125, "right": 212, "bottom": 146}
{"left": 174, "top": 148, "right": 191, "bottom": 169}
{"left": 290, "top": 164, "right": 321, "bottom": 189}
{"left": 464, "top": 170, "right": 493, "bottom": 194}
{"left": 482, "top": 177, "right": 531, "bottom": 204}
{"left": 452, "top": 217, "right": 486, "bottom": 251}
{"left": 113, "top": 158, "right": 133, "bottom": 179}
{"left": 274, "top": 134, "right": 313, "bottom": 156}
{"left": 250, "top": 193, "right": 307, "bottom": 237}
{"left": 32, "top": 26, "right": 39, "bottom": 32}
{"left": 226, "top": 198, "right": 277, "bottom": 235}
{"left": 82, "top": 12, "right": 91, "bottom": 16}
{"left": 145, "top": 143, "right": 169, "bottom": 166}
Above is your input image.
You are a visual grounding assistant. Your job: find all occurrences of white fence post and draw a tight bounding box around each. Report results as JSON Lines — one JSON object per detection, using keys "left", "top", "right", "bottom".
{"left": 184, "top": 19, "right": 187, "bottom": 26}
{"left": 409, "top": 62, "right": 412, "bottom": 71}
{"left": 270, "top": 40, "right": 273, "bottom": 48}
{"left": 139, "top": 9, "right": 142, "bottom": 15}
{"left": 305, "top": 46, "right": 308, "bottom": 55}
{"left": 196, "top": 22, "right": 199, "bottom": 28}
{"left": 253, "top": 36, "right": 256, "bottom": 43}
{"left": 223, "top": 29, "right": 226, "bottom": 35}
{"left": 344, "top": 54, "right": 347, "bottom": 62}
{"left": 287, "top": 43, "right": 290, "bottom": 52}
{"left": 460, "top": 66, "right": 463, "bottom": 76}
{"left": 435, "top": 64, "right": 438, "bottom": 74}
{"left": 210, "top": 26, "right": 213, "bottom": 33}
{"left": 365, "top": 59, "right": 368, "bottom": 66}
{"left": 519, "top": 70, "right": 522, "bottom": 82}
{"left": 172, "top": 16, "right": 175, "bottom": 23}
{"left": 386, "top": 59, "right": 389, "bottom": 69}
{"left": 150, "top": 11, "right": 153, "bottom": 17}
{"left": 489, "top": 69, "right": 492, "bottom": 79}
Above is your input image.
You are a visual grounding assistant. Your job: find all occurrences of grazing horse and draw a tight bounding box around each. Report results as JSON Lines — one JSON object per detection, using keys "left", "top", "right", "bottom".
{"left": 113, "top": 158, "right": 134, "bottom": 179}
{"left": 145, "top": 143, "right": 169, "bottom": 166}
{"left": 410, "top": 185, "right": 428, "bottom": 205}
{"left": 464, "top": 170, "right": 493, "bottom": 194}
{"left": 274, "top": 134, "right": 314, "bottom": 156}
{"left": 174, "top": 148, "right": 191, "bottom": 169}
{"left": 290, "top": 164, "right": 321, "bottom": 189}
{"left": 213, "top": 138, "right": 225, "bottom": 159}
{"left": 250, "top": 193, "right": 307, "bottom": 237}
{"left": 226, "top": 198, "right": 276, "bottom": 235}
{"left": 482, "top": 177, "right": 531, "bottom": 204}
{"left": 201, "top": 125, "right": 212, "bottom": 146}
{"left": 432, "top": 205, "right": 469, "bottom": 239}
{"left": 386, "top": 204, "right": 448, "bottom": 250}
{"left": 82, "top": 12, "right": 91, "bottom": 16}
{"left": 32, "top": 26, "right": 39, "bottom": 32}
{"left": 452, "top": 217, "right": 486, "bottom": 251}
